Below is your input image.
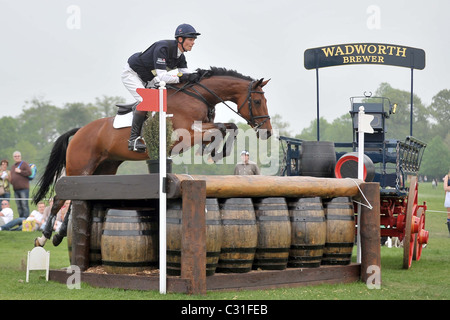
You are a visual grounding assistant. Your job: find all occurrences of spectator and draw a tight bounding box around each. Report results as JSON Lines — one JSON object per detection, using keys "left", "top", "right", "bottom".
{"left": 0, "top": 159, "right": 11, "bottom": 200}
{"left": 0, "top": 201, "right": 46, "bottom": 231}
{"left": 10, "top": 151, "right": 32, "bottom": 218}
{"left": 234, "top": 150, "right": 261, "bottom": 175}
{"left": 29, "top": 201, "right": 47, "bottom": 231}
{"left": 444, "top": 172, "right": 450, "bottom": 236}
{"left": 54, "top": 200, "right": 71, "bottom": 232}
{"left": 0, "top": 200, "right": 14, "bottom": 227}
{"left": 41, "top": 199, "right": 52, "bottom": 231}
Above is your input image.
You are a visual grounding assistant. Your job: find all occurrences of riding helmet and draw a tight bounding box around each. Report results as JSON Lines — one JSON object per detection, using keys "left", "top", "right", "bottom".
{"left": 175, "top": 24, "right": 201, "bottom": 39}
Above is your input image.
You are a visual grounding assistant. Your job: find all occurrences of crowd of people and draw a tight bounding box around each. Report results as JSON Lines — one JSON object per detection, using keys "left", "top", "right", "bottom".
{"left": 0, "top": 150, "right": 71, "bottom": 232}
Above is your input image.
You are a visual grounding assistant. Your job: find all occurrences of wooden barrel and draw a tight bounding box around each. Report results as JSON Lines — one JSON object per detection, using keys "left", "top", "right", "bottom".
{"left": 217, "top": 198, "right": 257, "bottom": 273}
{"left": 166, "top": 198, "right": 222, "bottom": 276}
{"left": 101, "top": 209, "right": 158, "bottom": 274}
{"left": 322, "top": 197, "right": 355, "bottom": 265}
{"left": 287, "top": 197, "right": 326, "bottom": 268}
{"left": 205, "top": 198, "right": 223, "bottom": 276}
{"left": 300, "top": 141, "right": 336, "bottom": 177}
{"left": 89, "top": 205, "right": 106, "bottom": 266}
{"left": 252, "top": 197, "right": 291, "bottom": 270}
{"left": 165, "top": 199, "right": 182, "bottom": 276}
{"left": 67, "top": 205, "right": 105, "bottom": 266}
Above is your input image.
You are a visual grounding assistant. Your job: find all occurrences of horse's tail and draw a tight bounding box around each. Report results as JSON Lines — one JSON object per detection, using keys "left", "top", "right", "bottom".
{"left": 32, "top": 128, "right": 80, "bottom": 204}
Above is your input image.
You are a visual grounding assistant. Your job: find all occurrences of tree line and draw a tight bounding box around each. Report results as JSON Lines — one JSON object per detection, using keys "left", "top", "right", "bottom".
{"left": 0, "top": 82, "right": 448, "bottom": 181}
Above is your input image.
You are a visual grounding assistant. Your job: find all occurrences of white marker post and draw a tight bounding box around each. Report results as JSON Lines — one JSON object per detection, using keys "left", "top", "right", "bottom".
{"left": 357, "top": 106, "right": 374, "bottom": 263}
{"left": 136, "top": 84, "right": 168, "bottom": 294}
{"left": 159, "top": 81, "right": 167, "bottom": 294}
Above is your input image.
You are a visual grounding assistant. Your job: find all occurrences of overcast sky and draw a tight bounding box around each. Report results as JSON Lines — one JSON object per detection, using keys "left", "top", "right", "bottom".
{"left": 1, "top": 0, "right": 448, "bottom": 135}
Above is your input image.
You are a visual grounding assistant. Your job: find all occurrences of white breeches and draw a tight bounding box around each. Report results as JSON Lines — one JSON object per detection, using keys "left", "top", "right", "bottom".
{"left": 121, "top": 63, "right": 159, "bottom": 102}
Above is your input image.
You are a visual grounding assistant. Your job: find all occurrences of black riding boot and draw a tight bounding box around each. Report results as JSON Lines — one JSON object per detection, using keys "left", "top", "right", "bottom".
{"left": 128, "top": 110, "right": 147, "bottom": 152}
{"left": 447, "top": 221, "right": 450, "bottom": 236}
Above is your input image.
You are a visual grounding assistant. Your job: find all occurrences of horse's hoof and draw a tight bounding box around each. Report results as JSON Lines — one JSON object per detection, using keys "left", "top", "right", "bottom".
{"left": 52, "top": 234, "right": 63, "bottom": 246}
{"left": 34, "top": 238, "right": 43, "bottom": 247}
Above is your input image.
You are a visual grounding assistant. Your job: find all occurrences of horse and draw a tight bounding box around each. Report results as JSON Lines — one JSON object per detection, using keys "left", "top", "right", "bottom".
{"left": 33, "top": 67, "right": 272, "bottom": 248}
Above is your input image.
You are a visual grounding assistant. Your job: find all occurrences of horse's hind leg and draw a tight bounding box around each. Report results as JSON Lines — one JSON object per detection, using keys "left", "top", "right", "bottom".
{"left": 35, "top": 197, "right": 65, "bottom": 247}
{"left": 50, "top": 160, "right": 122, "bottom": 247}
{"left": 52, "top": 204, "right": 71, "bottom": 246}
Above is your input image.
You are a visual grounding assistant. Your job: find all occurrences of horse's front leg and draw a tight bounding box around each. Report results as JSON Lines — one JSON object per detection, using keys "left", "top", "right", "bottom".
{"left": 202, "top": 123, "right": 227, "bottom": 155}
{"left": 202, "top": 123, "right": 238, "bottom": 161}
{"left": 35, "top": 197, "right": 65, "bottom": 247}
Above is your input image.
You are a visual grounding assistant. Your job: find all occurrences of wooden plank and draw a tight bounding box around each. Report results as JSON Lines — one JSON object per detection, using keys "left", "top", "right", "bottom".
{"left": 206, "top": 264, "right": 360, "bottom": 291}
{"left": 181, "top": 180, "right": 207, "bottom": 295}
{"left": 49, "top": 269, "right": 190, "bottom": 293}
{"left": 55, "top": 174, "right": 161, "bottom": 200}
{"left": 49, "top": 264, "right": 360, "bottom": 293}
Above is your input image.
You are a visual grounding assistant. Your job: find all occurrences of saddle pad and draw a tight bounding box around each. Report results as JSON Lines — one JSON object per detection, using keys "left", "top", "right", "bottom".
{"left": 113, "top": 112, "right": 133, "bottom": 129}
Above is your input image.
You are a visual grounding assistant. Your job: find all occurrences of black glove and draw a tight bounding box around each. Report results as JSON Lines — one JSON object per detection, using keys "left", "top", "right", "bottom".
{"left": 179, "top": 73, "right": 200, "bottom": 83}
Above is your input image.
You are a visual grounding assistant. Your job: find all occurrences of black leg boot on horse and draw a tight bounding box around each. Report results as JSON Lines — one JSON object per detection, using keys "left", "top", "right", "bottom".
{"left": 128, "top": 110, "right": 147, "bottom": 153}
{"left": 35, "top": 197, "right": 67, "bottom": 247}
{"left": 52, "top": 204, "right": 72, "bottom": 246}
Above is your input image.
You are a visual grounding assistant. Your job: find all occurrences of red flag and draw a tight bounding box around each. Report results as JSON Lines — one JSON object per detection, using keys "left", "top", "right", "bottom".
{"left": 136, "top": 88, "right": 167, "bottom": 112}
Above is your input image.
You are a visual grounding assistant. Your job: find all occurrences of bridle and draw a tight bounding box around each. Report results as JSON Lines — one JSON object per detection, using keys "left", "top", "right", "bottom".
{"left": 168, "top": 79, "right": 271, "bottom": 130}
{"left": 237, "top": 81, "right": 271, "bottom": 130}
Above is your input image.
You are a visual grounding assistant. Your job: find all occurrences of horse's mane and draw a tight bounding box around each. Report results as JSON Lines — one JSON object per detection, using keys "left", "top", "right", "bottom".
{"left": 196, "top": 67, "right": 255, "bottom": 81}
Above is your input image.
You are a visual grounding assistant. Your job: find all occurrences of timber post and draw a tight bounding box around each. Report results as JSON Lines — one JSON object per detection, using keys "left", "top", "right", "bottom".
{"left": 181, "top": 180, "right": 207, "bottom": 295}
{"left": 70, "top": 200, "right": 91, "bottom": 271}
{"left": 359, "top": 182, "right": 381, "bottom": 285}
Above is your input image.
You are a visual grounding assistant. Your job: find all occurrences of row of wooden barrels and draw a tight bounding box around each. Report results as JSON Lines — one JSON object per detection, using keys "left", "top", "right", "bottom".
{"left": 68, "top": 197, "right": 356, "bottom": 275}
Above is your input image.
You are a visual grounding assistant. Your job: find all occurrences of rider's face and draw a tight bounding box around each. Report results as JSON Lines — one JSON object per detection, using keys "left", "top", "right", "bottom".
{"left": 178, "top": 37, "right": 196, "bottom": 52}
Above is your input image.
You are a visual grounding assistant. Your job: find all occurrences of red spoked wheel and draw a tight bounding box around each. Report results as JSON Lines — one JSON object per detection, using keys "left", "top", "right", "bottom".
{"left": 413, "top": 205, "right": 429, "bottom": 261}
{"left": 403, "top": 176, "right": 420, "bottom": 269}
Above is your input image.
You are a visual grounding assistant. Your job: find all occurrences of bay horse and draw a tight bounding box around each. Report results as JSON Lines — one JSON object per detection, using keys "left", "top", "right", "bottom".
{"left": 33, "top": 67, "right": 272, "bottom": 248}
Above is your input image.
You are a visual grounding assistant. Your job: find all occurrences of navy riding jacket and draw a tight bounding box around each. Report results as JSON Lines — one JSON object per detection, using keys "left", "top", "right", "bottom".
{"left": 128, "top": 40, "right": 187, "bottom": 83}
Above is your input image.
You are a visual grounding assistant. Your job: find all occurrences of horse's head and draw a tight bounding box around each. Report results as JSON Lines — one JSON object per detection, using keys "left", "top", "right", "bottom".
{"left": 237, "top": 78, "right": 272, "bottom": 139}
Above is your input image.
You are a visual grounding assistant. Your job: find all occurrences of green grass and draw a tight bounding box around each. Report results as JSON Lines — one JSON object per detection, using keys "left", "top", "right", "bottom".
{"left": 1, "top": 182, "right": 449, "bottom": 300}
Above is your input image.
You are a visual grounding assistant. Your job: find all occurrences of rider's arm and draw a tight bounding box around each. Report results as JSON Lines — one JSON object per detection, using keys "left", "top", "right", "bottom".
{"left": 155, "top": 69, "right": 180, "bottom": 83}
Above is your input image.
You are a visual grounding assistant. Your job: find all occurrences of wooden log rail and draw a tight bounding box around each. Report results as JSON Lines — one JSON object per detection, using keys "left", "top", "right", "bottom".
{"left": 52, "top": 174, "right": 380, "bottom": 295}
{"left": 55, "top": 174, "right": 364, "bottom": 200}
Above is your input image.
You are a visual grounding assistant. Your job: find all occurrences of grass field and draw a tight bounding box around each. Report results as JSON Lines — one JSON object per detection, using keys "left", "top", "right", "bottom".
{"left": 0, "top": 182, "right": 449, "bottom": 301}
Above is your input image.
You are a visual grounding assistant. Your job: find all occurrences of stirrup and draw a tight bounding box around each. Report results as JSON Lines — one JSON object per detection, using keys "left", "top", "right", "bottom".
{"left": 128, "top": 136, "right": 146, "bottom": 152}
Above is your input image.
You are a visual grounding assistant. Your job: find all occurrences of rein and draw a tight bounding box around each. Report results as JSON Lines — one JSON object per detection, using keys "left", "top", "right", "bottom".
{"left": 167, "top": 78, "right": 270, "bottom": 130}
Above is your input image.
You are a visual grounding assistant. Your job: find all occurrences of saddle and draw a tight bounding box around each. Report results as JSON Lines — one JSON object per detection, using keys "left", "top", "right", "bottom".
{"left": 113, "top": 101, "right": 138, "bottom": 129}
{"left": 116, "top": 101, "right": 138, "bottom": 115}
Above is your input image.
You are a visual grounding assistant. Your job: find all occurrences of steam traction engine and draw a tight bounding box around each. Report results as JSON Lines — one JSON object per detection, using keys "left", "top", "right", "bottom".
{"left": 279, "top": 95, "right": 428, "bottom": 269}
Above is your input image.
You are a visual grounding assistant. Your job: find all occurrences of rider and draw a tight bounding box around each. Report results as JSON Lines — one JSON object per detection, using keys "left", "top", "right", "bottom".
{"left": 122, "top": 23, "right": 201, "bottom": 152}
